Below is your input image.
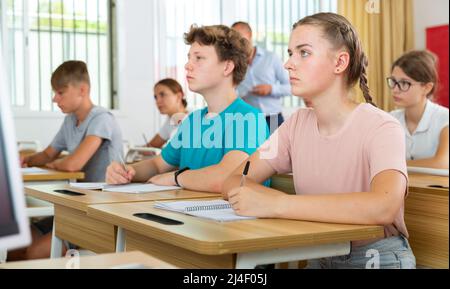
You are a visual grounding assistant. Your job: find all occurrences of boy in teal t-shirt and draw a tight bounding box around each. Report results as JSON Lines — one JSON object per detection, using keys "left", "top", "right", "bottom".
{"left": 106, "top": 25, "right": 269, "bottom": 193}
{"left": 162, "top": 98, "right": 268, "bottom": 170}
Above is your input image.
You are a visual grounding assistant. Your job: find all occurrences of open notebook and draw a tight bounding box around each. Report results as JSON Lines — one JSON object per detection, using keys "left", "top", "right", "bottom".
{"left": 69, "top": 183, "right": 180, "bottom": 194}
{"left": 153, "top": 200, "right": 256, "bottom": 222}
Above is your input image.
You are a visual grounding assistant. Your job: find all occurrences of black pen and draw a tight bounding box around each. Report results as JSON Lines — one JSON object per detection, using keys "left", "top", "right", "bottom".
{"left": 240, "top": 161, "right": 251, "bottom": 187}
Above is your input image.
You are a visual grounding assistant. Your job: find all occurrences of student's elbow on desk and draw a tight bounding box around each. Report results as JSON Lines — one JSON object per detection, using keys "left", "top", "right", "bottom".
{"left": 369, "top": 193, "right": 403, "bottom": 226}
{"left": 57, "top": 158, "right": 85, "bottom": 172}
{"left": 62, "top": 163, "right": 82, "bottom": 173}
{"left": 373, "top": 207, "right": 398, "bottom": 226}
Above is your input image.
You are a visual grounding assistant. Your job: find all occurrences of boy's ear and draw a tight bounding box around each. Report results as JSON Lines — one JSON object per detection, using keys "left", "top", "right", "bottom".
{"left": 224, "top": 60, "right": 235, "bottom": 78}
{"left": 79, "top": 82, "right": 90, "bottom": 97}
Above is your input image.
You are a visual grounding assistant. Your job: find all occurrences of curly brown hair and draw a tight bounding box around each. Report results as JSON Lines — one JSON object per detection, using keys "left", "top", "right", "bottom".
{"left": 184, "top": 25, "right": 251, "bottom": 86}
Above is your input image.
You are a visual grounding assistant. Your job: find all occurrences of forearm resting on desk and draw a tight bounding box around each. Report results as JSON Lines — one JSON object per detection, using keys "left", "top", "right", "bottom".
{"left": 407, "top": 158, "right": 449, "bottom": 170}
{"left": 24, "top": 147, "right": 59, "bottom": 167}
{"left": 408, "top": 127, "right": 449, "bottom": 169}
{"left": 223, "top": 170, "right": 407, "bottom": 226}
{"left": 178, "top": 151, "right": 250, "bottom": 193}
{"left": 131, "top": 156, "right": 173, "bottom": 183}
{"left": 177, "top": 165, "right": 232, "bottom": 193}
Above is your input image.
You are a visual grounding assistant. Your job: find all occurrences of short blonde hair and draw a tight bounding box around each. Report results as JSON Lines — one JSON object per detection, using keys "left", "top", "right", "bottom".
{"left": 51, "top": 60, "right": 90, "bottom": 90}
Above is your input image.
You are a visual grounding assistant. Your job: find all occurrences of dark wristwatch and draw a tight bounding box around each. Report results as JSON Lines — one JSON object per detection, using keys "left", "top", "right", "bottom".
{"left": 174, "top": 167, "right": 190, "bottom": 187}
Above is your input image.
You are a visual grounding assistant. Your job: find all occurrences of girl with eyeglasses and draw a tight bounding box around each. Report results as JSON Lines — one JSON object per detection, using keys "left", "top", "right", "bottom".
{"left": 389, "top": 50, "right": 449, "bottom": 169}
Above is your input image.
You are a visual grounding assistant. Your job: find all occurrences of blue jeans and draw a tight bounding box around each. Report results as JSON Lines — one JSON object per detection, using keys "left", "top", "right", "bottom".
{"left": 306, "top": 236, "right": 416, "bottom": 269}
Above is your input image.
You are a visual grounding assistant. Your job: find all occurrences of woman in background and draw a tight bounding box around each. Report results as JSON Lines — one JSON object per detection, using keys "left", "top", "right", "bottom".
{"left": 146, "top": 78, "right": 189, "bottom": 148}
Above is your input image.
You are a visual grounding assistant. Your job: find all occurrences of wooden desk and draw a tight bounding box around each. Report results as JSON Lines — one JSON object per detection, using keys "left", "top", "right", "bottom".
{"left": 25, "top": 184, "right": 218, "bottom": 259}
{"left": 271, "top": 174, "right": 295, "bottom": 195}
{"left": 22, "top": 170, "right": 85, "bottom": 184}
{"left": 87, "top": 199, "right": 384, "bottom": 269}
{"left": 271, "top": 173, "right": 449, "bottom": 195}
{"left": 405, "top": 173, "right": 449, "bottom": 268}
{"left": 272, "top": 173, "right": 450, "bottom": 269}
{"left": 0, "top": 251, "right": 177, "bottom": 269}
{"left": 408, "top": 173, "right": 449, "bottom": 193}
{"left": 23, "top": 170, "right": 85, "bottom": 221}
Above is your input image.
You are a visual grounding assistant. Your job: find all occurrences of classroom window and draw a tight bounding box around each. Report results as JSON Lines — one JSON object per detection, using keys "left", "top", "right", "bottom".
{"left": 154, "top": 0, "right": 337, "bottom": 111}
{"left": 1, "top": 0, "right": 116, "bottom": 111}
{"left": 243, "top": 0, "right": 337, "bottom": 108}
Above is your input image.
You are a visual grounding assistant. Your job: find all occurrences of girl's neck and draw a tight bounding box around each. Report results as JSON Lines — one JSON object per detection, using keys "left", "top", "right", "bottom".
{"left": 405, "top": 97, "right": 428, "bottom": 125}
{"left": 167, "top": 105, "right": 188, "bottom": 117}
{"left": 310, "top": 84, "right": 359, "bottom": 136}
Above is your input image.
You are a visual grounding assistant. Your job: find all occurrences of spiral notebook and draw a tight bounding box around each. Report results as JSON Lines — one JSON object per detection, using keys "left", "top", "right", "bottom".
{"left": 153, "top": 200, "right": 256, "bottom": 222}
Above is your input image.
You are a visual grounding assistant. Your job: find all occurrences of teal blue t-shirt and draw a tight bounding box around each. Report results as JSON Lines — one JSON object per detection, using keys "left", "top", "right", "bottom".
{"left": 161, "top": 98, "right": 269, "bottom": 170}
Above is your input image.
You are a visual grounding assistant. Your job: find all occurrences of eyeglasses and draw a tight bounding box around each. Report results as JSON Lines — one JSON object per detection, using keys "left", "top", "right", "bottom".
{"left": 386, "top": 77, "right": 421, "bottom": 92}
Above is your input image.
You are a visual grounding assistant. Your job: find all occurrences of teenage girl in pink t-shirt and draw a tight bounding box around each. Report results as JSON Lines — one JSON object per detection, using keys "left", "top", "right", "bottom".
{"left": 223, "top": 13, "right": 416, "bottom": 269}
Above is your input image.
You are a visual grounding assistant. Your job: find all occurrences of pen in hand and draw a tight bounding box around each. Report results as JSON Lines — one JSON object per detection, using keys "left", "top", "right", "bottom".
{"left": 117, "top": 153, "right": 131, "bottom": 181}
{"left": 240, "top": 161, "right": 251, "bottom": 187}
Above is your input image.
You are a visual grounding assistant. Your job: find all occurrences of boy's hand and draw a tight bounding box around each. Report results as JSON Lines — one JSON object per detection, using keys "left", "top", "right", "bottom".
{"left": 106, "top": 162, "right": 136, "bottom": 184}
{"left": 141, "top": 151, "right": 156, "bottom": 157}
{"left": 148, "top": 172, "right": 177, "bottom": 187}
{"left": 46, "top": 161, "right": 56, "bottom": 169}
{"left": 20, "top": 155, "right": 29, "bottom": 168}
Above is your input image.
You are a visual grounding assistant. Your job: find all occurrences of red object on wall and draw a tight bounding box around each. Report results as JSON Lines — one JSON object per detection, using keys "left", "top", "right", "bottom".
{"left": 426, "top": 25, "right": 449, "bottom": 108}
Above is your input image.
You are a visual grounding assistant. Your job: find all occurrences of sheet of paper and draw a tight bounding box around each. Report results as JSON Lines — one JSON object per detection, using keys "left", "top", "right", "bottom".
{"left": 103, "top": 183, "right": 180, "bottom": 194}
{"left": 408, "top": 166, "right": 449, "bottom": 177}
{"left": 21, "top": 167, "right": 50, "bottom": 174}
{"left": 69, "top": 182, "right": 106, "bottom": 190}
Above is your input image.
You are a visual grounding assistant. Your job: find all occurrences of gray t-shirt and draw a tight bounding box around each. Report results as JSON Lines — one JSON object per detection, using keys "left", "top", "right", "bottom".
{"left": 50, "top": 106, "right": 123, "bottom": 182}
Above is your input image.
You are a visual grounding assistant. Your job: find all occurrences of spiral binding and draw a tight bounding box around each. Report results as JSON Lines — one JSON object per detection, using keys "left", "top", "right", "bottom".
{"left": 185, "top": 203, "right": 232, "bottom": 212}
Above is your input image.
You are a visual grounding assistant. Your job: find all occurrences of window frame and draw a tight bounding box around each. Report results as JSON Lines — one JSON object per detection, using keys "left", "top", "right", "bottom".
{"left": 1, "top": 0, "right": 117, "bottom": 117}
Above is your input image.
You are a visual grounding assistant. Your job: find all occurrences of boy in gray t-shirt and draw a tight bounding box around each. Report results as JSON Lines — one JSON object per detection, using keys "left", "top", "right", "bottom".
{"left": 50, "top": 106, "right": 122, "bottom": 182}
{"left": 21, "top": 61, "right": 123, "bottom": 182}
{"left": 14, "top": 61, "right": 123, "bottom": 261}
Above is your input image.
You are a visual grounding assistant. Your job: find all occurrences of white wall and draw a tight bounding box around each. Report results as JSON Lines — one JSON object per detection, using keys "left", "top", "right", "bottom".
{"left": 14, "top": 0, "right": 163, "bottom": 148}
{"left": 414, "top": 0, "right": 449, "bottom": 49}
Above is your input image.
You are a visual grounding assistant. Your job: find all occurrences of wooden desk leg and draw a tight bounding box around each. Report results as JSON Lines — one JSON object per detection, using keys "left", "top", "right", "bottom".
{"left": 50, "top": 218, "right": 63, "bottom": 259}
{"left": 235, "top": 242, "right": 350, "bottom": 269}
{"left": 116, "top": 227, "right": 126, "bottom": 253}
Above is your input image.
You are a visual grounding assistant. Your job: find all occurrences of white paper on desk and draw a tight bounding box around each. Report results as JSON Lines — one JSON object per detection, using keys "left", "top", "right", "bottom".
{"left": 102, "top": 183, "right": 181, "bottom": 194}
{"left": 408, "top": 166, "right": 449, "bottom": 177}
{"left": 69, "top": 182, "right": 106, "bottom": 190}
{"left": 21, "top": 167, "right": 50, "bottom": 174}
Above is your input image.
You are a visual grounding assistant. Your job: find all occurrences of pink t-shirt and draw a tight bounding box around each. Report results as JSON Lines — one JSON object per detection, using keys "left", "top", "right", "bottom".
{"left": 262, "top": 104, "right": 409, "bottom": 240}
